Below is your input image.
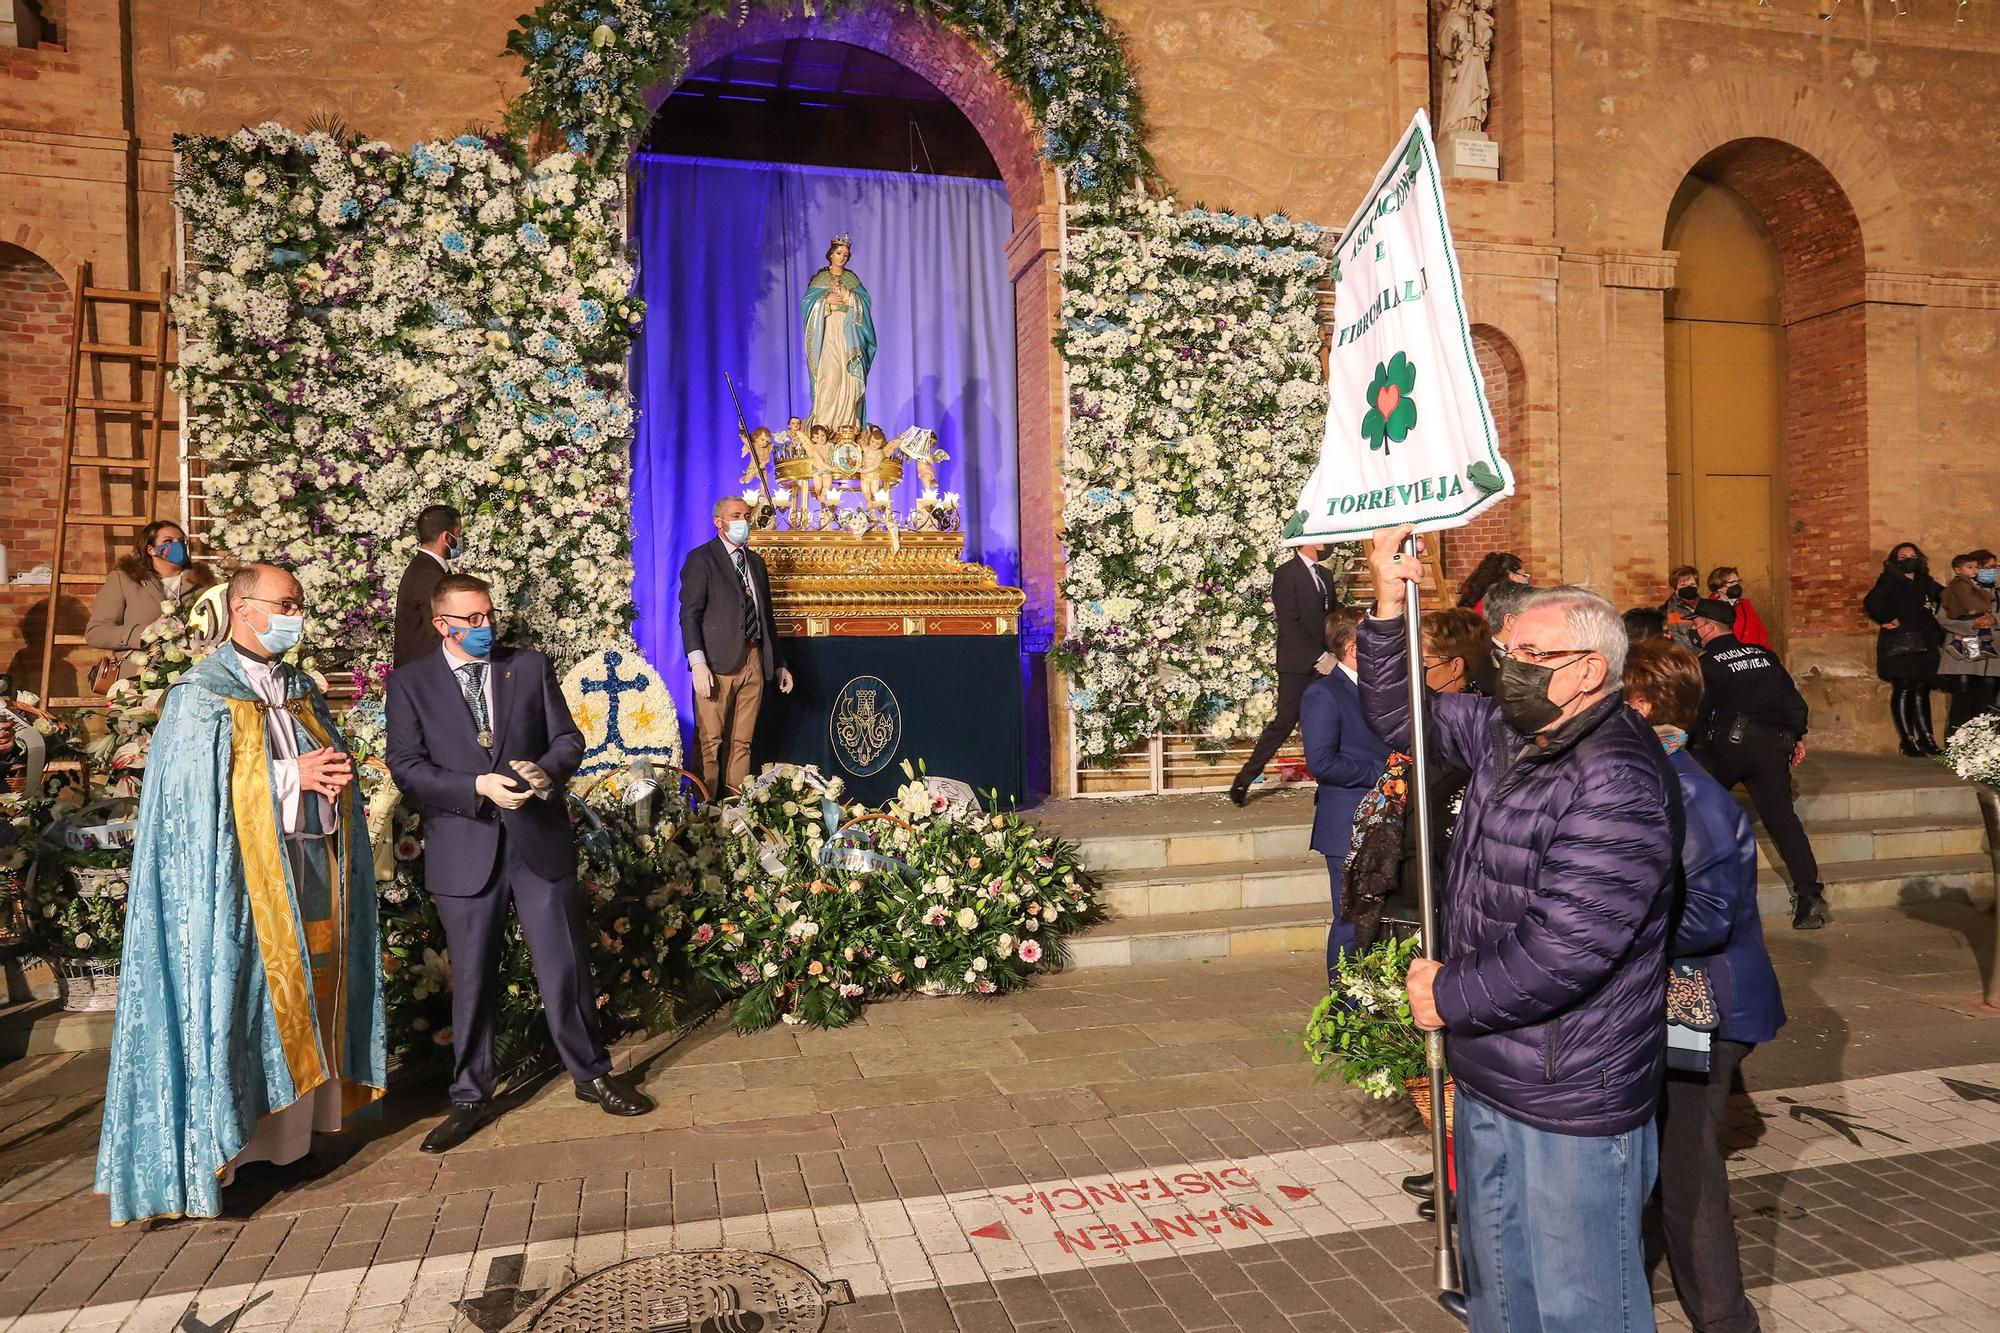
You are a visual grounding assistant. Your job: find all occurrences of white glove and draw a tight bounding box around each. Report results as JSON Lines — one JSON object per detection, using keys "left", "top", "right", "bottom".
{"left": 510, "top": 759, "right": 554, "bottom": 798}
{"left": 692, "top": 662, "right": 716, "bottom": 699}
{"left": 1312, "top": 653, "right": 1336, "bottom": 676}
{"left": 475, "top": 771, "right": 532, "bottom": 811}
{"left": 777, "top": 666, "right": 794, "bottom": 695}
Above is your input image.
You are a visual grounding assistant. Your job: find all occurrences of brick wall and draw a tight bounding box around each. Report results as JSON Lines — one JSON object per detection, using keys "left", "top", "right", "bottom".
{"left": 1447, "top": 324, "right": 1530, "bottom": 591}
{"left": 0, "top": 242, "right": 72, "bottom": 689}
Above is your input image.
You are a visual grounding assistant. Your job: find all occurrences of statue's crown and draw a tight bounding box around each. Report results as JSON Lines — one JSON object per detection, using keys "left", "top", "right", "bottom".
{"left": 831, "top": 232, "right": 851, "bottom": 248}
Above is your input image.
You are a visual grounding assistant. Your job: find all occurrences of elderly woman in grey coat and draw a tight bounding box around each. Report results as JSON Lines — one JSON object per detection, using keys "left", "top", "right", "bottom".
{"left": 1937, "top": 548, "right": 2000, "bottom": 740}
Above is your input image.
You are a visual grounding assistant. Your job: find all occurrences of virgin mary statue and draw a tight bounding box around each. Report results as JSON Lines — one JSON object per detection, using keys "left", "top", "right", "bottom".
{"left": 801, "top": 234, "right": 877, "bottom": 430}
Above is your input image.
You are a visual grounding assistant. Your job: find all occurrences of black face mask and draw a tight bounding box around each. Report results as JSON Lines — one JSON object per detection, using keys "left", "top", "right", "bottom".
{"left": 1723, "top": 583, "right": 1743, "bottom": 600}
{"left": 1895, "top": 557, "right": 1919, "bottom": 575}
{"left": 1497, "top": 656, "right": 1586, "bottom": 737}
{"left": 1675, "top": 586, "right": 1699, "bottom": 604}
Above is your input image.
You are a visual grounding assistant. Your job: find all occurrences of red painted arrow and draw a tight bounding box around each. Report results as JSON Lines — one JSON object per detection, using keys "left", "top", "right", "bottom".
{"left": 1277, "top": 1185, "right": 1314, "bottom": 1202}
{"left": 970, "top": 1221, "right": 1011, "bottom": 1242}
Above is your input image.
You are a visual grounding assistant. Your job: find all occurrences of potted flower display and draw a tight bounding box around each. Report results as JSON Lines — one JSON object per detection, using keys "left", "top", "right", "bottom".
{"left": 1938, "top": 713, "right": 2000, "bottom": 1005}
{"left": 1302, "top": 935, "right": 1452, "bottom": 1127}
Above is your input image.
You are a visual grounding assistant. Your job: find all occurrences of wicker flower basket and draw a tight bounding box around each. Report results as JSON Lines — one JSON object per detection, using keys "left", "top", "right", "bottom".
{"left": 1405, "top": 1075, "right": 1456, "bottom": 1132}
{"left": 70, "top": 866, "right": 131, "bottom": 901}
{"left": 55, "top": 958, "right": 121, "bottom": 1012}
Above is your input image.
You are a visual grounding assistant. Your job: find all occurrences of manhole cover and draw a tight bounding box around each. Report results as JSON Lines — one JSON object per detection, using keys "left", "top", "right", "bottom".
{"left": 529, "top": 1249, "right": 853, "bottom": 1332}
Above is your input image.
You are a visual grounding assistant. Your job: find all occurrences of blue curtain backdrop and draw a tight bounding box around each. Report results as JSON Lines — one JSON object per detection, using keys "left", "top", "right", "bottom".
{"left": 629, "top": 153, "right": 1019, "bottom": 729}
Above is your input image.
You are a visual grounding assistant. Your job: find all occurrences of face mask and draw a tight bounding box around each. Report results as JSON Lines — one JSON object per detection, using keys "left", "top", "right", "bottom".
{"left": 156, "top": 540, "right": 188, "bottom": 568}
{"left": 445, "top": 534, "right": 464, "bottom": 563}
{"left": 1723, "top": 583, "right": 1743, "bottom": 600}
{"left": 449, "top": 624, "right": 495, "bottom": 658}
{"left": 1675, "top": 586, "right": 1699, "bottom": 604}
{"left": 725, "top": 519, "right": 751, "bottom": 545}
{"left": 254, "top": 613, "right": 304, "bottom": 657}
{"left": 1979, "top": 568, "right": 1998, "bottom": 588}
{"left": 1895, "top": 557, "right": 1919, "bottom": 574}
{"left": 1497, "top": 655, "right": 1585, "bottom": 737}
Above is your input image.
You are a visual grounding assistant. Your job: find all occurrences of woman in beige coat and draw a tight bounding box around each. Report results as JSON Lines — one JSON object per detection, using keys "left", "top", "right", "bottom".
{"left": 85, "top": 520, "right": 216, "bottom": 679}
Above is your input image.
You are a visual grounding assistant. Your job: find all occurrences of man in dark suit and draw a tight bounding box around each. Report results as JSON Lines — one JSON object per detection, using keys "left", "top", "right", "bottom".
{"left": 679, "top": 496, "right": 793, "bottom": 799}
{"left": 1300, "top": 606, "right": 1391, "bottom": 976}
{"left": 392, "top": 504, "right": 461, "bottom": 669}
{"left": 1229, "top": 543, "right": 1340, "bottom": 805}
{"left": 386, "top": 573, "right": 653, "bottom": 1153}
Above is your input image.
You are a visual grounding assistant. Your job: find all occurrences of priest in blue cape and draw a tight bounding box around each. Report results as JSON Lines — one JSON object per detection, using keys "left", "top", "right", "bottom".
{"left": 801, "top": 233, "right": 876, "bottom": 430}
{"left": 96, "top": 563, "right": 386, "bottom": 1225}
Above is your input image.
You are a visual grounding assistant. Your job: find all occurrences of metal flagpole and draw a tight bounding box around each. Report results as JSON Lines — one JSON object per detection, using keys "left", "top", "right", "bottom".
{"left": 1401, "top": 533, "right": 1467, "bottom": 1319}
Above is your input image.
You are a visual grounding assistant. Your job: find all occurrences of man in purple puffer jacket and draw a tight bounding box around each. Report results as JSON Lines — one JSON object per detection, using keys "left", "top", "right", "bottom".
{"left": 1359, "top": 527, "right": 1681, "bottom": 1333}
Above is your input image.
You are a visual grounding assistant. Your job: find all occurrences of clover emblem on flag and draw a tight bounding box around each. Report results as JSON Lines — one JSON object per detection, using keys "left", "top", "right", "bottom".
{"left": 1362, "top": 351, "right": 1419, "bottom": 455}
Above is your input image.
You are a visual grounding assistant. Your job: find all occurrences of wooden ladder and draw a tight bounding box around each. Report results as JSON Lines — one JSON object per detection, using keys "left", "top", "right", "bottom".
{"left": 36, "top": 263, "right": 177, "bottom": 706}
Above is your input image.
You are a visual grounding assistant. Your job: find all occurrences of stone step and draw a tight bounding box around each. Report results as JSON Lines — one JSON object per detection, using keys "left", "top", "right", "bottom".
{"left": 1066, "top": 853, "right": 1996, "bottom": 970}
{"left": 0, "top": 999, "right": 115, "bottom": 1060}
{"left": 1752, "top": 813, "right": 1988, "bottom": 872}
{"left": 1094, "top": 816, "right": 1990, "bottom": 919}
{"left": 1069, "top": 786, "right": 1985, "bottom": 878}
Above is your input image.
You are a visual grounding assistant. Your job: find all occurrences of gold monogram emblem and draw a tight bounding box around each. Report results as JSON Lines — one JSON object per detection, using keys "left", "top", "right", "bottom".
{"left": 830, "top": 676, "right": 899, "bottom": 776}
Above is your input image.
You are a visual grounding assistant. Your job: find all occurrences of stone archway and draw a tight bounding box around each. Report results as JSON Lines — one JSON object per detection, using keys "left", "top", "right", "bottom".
{"left": 0, "top": 241, "right": 78, "bottom": 688}
{"left": 1660, "top": 138, "right": 1868, "bottom": 648}
{"left": 641, "top": 10, "right": 1069, "bottom": 791}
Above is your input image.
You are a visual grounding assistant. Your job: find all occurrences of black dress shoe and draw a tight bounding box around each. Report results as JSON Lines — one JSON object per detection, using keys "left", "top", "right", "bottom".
{"left": 1227, "top": 782, "right": 1249, "bottom": 808}
{"left": 575, "top": 1073, "right": 655, "bottom": 1116}
{"left": 420, "top": 1101, "right": 496, "bottom": 1154}
{"left": 1400, "top": 1170, "right": 1433, "bottom": 1201}
{"left": 1791, "top": 889, "right": 1831, "bottom": 931}
{"left": 1418, "top": 1193, "right": 1457, "bottom": 1224}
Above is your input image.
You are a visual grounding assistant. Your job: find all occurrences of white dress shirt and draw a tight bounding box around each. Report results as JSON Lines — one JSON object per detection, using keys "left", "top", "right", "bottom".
{"left": 423, "top": 546, "right": 452, "bottom": 572}
{"left": 1337, "top": 661, "right": 1360, "bottom": 686}
{"left": 1297, "top": 551, "right": 1329, "bottom": 600}
{"left": 238, "top": 654, "right": 331, "bottom": 840}
{"left": 442, "top": 641, "right": 495, "bottom": 721}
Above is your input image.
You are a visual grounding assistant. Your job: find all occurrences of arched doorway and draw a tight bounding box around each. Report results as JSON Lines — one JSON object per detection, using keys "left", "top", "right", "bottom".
{"left": 1662, "top": 139, "right": 1867, "bottom": 654}
{"left": 0, "top": 242, "right": 79, "bottom": 691}
{"left": 631, "top": 14, "right": 1061, "bottom": 792}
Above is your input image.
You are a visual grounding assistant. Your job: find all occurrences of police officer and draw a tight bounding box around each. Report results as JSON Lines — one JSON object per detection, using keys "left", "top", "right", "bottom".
{"left": 1689, "top": 598, "right": 1829, "bottom": 929}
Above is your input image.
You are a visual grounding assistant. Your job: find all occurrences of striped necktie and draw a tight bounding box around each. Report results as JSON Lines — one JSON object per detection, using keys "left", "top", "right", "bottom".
{"left": 732, "top": 548, "right": 762, "bottom": 643}
{"left": 461, "top": 662, "right": 492, "bottom": 747}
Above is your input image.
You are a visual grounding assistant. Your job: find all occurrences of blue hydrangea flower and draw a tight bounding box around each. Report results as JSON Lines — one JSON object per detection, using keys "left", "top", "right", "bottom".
{"left": 532, "top": 28, "right": 553, "bottom": 52}
{"left": 440, "top": 232, "right": 470, "bottom": 254}
{"left": 337, "top": 199, "right": 361, "bottom": 221}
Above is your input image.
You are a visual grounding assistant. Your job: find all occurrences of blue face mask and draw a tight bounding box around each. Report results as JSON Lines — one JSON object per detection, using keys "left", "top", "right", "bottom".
{"left": 157, "top": 540, "right": 188, "bottom": 568}
{"left": 1979, "top": 568, "right": 1998, "bottom": 587}
{"left": 255, "top": 613, "right": 304, "bottom": 657}
{"left": 450, "top": 624, "right": 495, "bottom": 658}
{"left": 725, "top": 519, "right": 751, "bottom": 545}
{"left": 445, "top": 534, "right": 465, "bottom": 563}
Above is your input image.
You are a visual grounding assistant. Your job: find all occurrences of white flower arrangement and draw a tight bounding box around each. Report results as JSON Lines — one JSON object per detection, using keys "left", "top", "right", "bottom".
{"left": 174, "top": 127, "right": 640, "bottom": 686}
{"left": 1941, "top": 712, "right": 2000, "bottom": 789}
{"left": 1055, "top": 197, "right": 1332, "bottom": 763}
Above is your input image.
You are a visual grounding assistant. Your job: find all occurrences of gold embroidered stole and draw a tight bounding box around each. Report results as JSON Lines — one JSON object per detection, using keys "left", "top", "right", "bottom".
{"left": 225, "top": 696, "right": 382, "bottom": 1115}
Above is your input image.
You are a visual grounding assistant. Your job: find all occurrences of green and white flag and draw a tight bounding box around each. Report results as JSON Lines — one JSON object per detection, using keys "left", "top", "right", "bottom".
{"left": 1285, "top": 108, "right": 1513, "bottom": 545}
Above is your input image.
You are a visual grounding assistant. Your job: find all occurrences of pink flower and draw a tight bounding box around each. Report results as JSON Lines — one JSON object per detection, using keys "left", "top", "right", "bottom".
{"left": 1017, "top": 939, "right": 1043, "bottom": 965}
{"left": 692, "top": 923, "right": 716, "bottom": 945}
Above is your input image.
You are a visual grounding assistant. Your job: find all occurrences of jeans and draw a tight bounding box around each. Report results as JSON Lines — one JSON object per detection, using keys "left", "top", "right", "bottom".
{"left": 1324, "top": 855, "right": 1356, "bottom": 981}
{"left": 1456, "top": 1086, "right": 1660, "bottom": 1333}
{"left": 1660, "top": 1039, "right": 1761, "bottom": 1333}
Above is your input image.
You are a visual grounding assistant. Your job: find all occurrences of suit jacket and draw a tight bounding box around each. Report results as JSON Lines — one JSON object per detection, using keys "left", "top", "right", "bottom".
{"left": 1273, "top": 557, "right": 1336, "bottom": 675}
{"left": 678, "top": 537, "right": 782, "bottom": 679}
{"left": 385, "top": 645, "right": 585, "bottom": 896}
{"left": 1300, "top": 669, "right": 1392, "bottom": 857}
{"left": 393, "top": 553, "right": 449, "bottom": 669}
